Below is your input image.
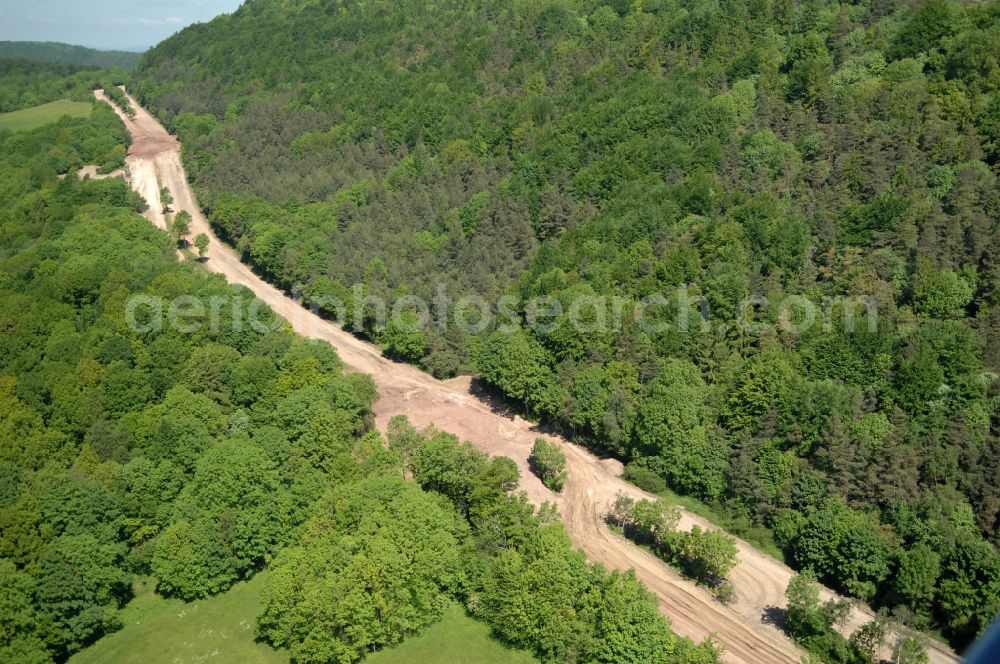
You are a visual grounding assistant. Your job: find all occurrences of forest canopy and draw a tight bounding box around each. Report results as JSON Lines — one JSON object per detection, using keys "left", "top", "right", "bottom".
{"left": 0, "top": 42, "right": 142, "bottom": 70}
{"left": 133, "top": 0, "right": 1000, "bottom": 648}
{"left": 0, "top": 58, "right": 123, "bottom": 114}
{"left": 0, "top": 103, "right": 387, "bottom": 660}
{"left": 0, "top": 69, "right": 721, "bottom": 664}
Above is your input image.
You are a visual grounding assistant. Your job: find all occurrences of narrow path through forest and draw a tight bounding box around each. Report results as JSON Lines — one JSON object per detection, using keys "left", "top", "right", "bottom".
{"left": 95, "top": 88, "right": 959, "bottom": 664}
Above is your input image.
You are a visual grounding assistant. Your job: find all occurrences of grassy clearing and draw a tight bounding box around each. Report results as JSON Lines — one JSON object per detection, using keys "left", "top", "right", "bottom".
{"left": 0, "top": 99, "right": 91, "bottom": 132}
{"left": 69, "top": 574, "right": 287, "bottom": 664}
{"left": 72, "top": 578, "right": 535, "bottom": 664}
{"left": 368, "top": 602, "right": 537, "bottom": 664}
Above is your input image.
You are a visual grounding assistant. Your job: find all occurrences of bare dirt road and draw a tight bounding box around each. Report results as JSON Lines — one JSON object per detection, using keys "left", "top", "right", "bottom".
{"left": 95, "top": 89, "right": 959, "bottom": 664}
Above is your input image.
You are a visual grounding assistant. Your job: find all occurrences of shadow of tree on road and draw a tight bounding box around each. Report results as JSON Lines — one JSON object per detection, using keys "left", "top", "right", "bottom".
{"left": 468, "top": 377, "right": 522, "bottom": 420}
{"left": 762, "top": 606, "right": 789, "bottom": 632}
{"left": 467, "top": 377, "right": 625, "bottom": 468}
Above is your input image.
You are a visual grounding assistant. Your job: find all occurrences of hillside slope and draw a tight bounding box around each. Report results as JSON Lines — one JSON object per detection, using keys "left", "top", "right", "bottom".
{"left": 0, "top": 58, "right": 114, "bottom": 113}
{"left": 0, "top": 64, "right": 715, "bottom": 663}
{"left": 0, "top": 41, "right": 142, "bottom": 69}
{"left": 94, "top": 86, "right": 798, "bottom": 664}
{"left": 134, "top": 0, "right": 1000, "bottom": 651}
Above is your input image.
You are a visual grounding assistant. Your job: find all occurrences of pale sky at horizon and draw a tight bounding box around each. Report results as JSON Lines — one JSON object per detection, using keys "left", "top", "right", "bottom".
{"left": 0, "top": 0, "right": 244, "bottom": 52}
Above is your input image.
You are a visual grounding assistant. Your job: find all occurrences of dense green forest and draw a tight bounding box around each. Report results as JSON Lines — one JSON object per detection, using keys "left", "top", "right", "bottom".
{"left": 133, "top": 0, "right": 1000, "bottom": 649}
{"left": 0, "top": 81, "right": 722, "bottom": 663}
{"left": 0, "top": 58, "right": 119, "bottom": 114}
{"left": 0, "top": 103, "right": 375, "bottom": 661}
{"left": 259, "top": 418, "right": 721, "bottom": 663}
{"left": 0, "top": 42, "right": 142, "bottom": 70}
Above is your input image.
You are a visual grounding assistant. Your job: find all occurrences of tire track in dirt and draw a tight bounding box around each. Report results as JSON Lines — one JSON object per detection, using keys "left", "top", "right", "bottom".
{"left": 94, "top": 88, "right": 959, "bottom": 664}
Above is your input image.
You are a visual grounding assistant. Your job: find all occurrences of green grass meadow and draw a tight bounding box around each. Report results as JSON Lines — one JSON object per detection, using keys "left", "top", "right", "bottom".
{"left": 72, "top": 575, "right": 536, "bottom": 664}
{"left": 368, "top": 602, "right": 537, "bottom": 664}
{"left": 0, "top": 99, "right": 91, "bottom": 132}
{"left": 69, "top": 575, "right": 287, "bottom": 664}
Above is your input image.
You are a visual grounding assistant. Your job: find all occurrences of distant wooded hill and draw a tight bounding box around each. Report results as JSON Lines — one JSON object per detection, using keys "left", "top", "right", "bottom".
{"left": 0, "top": 40, "right": 143, "bottom": 69}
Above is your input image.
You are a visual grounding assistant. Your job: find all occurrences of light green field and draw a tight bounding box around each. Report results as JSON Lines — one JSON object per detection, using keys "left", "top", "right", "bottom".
{"left": 72, "top": 575, "right": 536, "bottom": 664}
{"left": 69, "top": 575, "right": 287, "bottom": 664}
{"left": 368, "top": 603, "right": 537, "bottom": 664}
{"left": 0, "top": 99, "right": 91, "bottom": 132}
